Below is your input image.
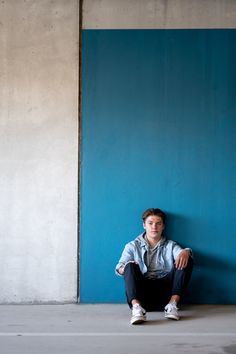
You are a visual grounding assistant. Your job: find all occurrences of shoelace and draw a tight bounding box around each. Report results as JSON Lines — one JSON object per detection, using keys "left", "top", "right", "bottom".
{"left": 132, "top": 305, "right": 145, "bottom": 315}
{"left": 166, "top": 302, "right": 179, "bottom": 311}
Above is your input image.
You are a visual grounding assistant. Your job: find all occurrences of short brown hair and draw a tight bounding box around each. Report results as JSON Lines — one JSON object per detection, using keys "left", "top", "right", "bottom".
{"left": 142, "top": 208, "right": 166, "bottom": 224}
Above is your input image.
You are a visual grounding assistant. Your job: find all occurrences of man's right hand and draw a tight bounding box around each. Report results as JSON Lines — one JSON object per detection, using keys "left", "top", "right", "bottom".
{"left": 118, "top": 261, "right": 138, "bottom": 275}
{"left": 118, "top": 266, "right": 125, "bottom": 275}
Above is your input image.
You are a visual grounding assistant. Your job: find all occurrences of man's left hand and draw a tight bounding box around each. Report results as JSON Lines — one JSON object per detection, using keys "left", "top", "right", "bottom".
{"left": 175, "top": 249, "right": 190, "bottom": 270}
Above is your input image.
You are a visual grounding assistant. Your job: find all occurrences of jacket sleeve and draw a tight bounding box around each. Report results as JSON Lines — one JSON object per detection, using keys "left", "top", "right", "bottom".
{"left": 115, "top": 242, "right": 135, "bottom": 276}
{"left": 172, "top": 241, "right": 184, "bottom": 260}
{"left": 172, "top": 241, "right": 193, "bottom": 260}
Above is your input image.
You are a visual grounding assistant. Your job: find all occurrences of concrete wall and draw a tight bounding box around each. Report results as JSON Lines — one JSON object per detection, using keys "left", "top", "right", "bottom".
{"left": 83, "top": 0, "right": 236, "bottom": 29}
{"left": 0, "top": 0, "right": 79, "bottom": 303}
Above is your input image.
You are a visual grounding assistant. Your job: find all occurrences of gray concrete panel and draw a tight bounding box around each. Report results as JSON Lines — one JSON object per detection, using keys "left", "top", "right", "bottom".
{"left": 83, "top": 0, "right": 236, "bottom": 29}
{"left": 0, "top": 0, "right": 79, "bottom": 303}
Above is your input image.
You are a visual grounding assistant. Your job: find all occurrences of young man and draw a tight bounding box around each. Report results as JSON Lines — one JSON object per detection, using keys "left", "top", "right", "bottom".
{"left": 115, "top": 208, "right": 193, "bottom": 325}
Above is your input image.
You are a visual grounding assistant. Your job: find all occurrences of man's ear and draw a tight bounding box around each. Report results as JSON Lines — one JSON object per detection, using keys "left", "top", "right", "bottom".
{"left": 143, "top": 222, "right": 146, "bottom": 229}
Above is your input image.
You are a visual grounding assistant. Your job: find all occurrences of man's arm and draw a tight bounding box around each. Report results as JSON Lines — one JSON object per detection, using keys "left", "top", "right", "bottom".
{"left": 115, "top": 243, "right": 135, "bottom": 276}
{"left": 175, "top": 249, "right": 191, "bottom": 270}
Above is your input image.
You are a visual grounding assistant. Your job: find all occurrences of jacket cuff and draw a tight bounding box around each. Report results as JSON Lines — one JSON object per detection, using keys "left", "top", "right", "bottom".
{"left": 184, "top": 248, "right": 193, "bottom": 256}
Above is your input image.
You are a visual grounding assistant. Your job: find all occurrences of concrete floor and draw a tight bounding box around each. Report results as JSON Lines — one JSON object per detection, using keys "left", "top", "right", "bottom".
{"left": 0, "top": 304, "right": 235, "bottom": 354}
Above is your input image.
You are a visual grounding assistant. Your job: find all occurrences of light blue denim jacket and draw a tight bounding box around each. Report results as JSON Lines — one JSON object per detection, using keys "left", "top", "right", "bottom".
{"left": 115, "top": 233, "right": 189, "bottom": 279}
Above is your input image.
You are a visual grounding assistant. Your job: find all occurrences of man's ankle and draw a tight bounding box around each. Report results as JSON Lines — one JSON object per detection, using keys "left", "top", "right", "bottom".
{"left": 169, "top": 295, "right": 180, "bottom": 304}
{"left": 131, "top": 300, "right": 141, "bottom": 307}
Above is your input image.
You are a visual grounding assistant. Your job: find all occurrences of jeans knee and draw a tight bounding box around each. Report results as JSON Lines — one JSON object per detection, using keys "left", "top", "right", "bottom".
{"left": 124, "top": 262, "right": 140, "bottom": 275}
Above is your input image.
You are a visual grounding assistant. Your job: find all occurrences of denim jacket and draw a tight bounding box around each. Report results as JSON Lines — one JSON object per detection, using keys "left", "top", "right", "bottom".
{"left": 115, "top": 233, "right": 188, "bottom": 279}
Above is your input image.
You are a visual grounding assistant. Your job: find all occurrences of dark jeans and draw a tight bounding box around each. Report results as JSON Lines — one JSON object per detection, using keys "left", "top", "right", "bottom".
{"left": 123, "top": 258, "right": 193, "bottom": 311}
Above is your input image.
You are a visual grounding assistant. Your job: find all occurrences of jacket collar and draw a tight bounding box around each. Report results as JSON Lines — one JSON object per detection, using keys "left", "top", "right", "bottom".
{"left": 136, "top": 233, "right": 166, "bottom": 247}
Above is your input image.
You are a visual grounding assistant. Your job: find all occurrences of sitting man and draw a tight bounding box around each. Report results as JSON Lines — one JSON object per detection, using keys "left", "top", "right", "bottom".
{"left": 115, "top": 208, "right": 193, "bottom": 324}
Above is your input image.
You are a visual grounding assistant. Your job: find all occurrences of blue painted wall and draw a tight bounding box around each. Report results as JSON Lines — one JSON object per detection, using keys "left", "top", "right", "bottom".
{"left": 81, "top": 30, "right": 236, "bottom": 304}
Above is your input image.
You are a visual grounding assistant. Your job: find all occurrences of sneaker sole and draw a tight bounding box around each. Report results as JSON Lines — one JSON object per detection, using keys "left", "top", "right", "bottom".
{"left": 130, "top": 316, "right": 146, "bottom": 325}
{"left": 164, "top": 313, "right": 179, "bottom": 321}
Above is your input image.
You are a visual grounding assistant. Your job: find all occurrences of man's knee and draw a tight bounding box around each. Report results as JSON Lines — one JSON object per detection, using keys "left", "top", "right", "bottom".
{"left": 124, "top": 262, "right": 142, "bottom": 278}
{"left": 124, "top": 262, "right": 139, "bottom": 272}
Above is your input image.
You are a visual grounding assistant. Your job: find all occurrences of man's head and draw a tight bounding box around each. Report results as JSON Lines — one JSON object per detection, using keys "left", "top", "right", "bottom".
{"left": 142, "top": 208, "right": 166, "bottom": 225}
{"left": 142, "top": 208, "right": 166, "bottom": 241}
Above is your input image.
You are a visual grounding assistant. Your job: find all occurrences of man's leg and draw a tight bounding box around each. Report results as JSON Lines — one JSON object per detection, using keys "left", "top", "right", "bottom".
{"left": 171, "top": 256, "right": 193, "bottom": 299}
{"left": 124, "top": 263, "right": 170, "bottom": 312}
{"left": 123, "top": 262, "right": 145, "bottom": 308}
{"left": 123, "top": 262, "right": 147, "bottom": 324}
{"left": 163, "top": 257, "right": 193, "bottom": 320}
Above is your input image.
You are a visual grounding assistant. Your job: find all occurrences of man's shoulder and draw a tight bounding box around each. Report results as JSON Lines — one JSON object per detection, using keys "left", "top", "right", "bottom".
{"left": 126, "top": 233, "right": 145, "bottom": 247}
{"left": 161, "top": 238, "right": 179, "bottom": 247}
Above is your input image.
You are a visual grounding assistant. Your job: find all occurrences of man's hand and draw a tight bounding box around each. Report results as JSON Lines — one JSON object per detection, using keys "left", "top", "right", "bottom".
{"left": 175, "top": 249, "right": 190, "bottom": 270}
{"left": 118, "top": 261, "right": 137, "bottom": 275}
{"left": 118, "top": 266, "right": 125, "bottom": 275}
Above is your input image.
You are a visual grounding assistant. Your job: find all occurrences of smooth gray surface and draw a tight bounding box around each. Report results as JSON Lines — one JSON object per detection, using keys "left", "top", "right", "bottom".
{"left": 83, "top": 0, "right": 236, "bottom": 29}
{"left": 0, "top": 304, "right": 235, "bottom": 353}
{"left": 0, "top": 0, "right": 78, "bottom": 303}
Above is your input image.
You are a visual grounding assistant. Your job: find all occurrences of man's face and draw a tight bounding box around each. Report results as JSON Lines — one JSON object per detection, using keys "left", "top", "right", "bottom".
{"left": 143, "top": 215, "right": 165, "bottom": 240}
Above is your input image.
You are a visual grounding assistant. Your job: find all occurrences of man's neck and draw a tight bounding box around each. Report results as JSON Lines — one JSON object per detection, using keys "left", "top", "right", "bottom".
{"left": 145, "top": 234, "right": 162, "bottom": 248}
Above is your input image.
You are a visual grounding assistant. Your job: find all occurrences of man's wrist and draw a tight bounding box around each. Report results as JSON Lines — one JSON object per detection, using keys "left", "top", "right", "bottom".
{"left": 184, "top": 248, "right": 192, "bottom": 256}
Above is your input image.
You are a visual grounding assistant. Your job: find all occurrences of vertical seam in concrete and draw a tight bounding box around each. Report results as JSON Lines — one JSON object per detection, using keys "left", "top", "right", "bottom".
{"left": 77, "top": 0, "right": 83, "bottom": 303}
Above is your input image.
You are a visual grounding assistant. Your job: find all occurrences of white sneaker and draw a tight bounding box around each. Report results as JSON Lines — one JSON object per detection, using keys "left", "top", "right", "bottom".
{"left": 130, "top": 304, "right": 146, "bottom": 325}
{"left": 164, "top": 301, "right": 180, "bottom": 320}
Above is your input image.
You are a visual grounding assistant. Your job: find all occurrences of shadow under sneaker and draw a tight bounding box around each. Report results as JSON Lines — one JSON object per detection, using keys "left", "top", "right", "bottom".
{"left": 130, "top": 304, "right": 146, "bottom": 325}
{"left": 164, "top": 301, "right": 180, "bottom": 320}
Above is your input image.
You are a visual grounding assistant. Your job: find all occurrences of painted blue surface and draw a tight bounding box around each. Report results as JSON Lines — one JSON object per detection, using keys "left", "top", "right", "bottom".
{"left": 81, "top": 30, "right": 236, "bottom": 304}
